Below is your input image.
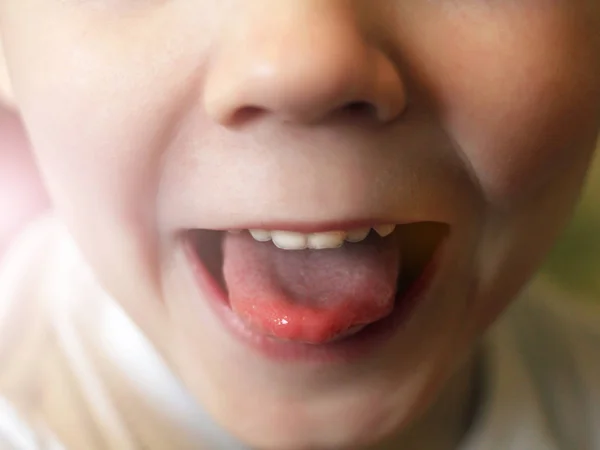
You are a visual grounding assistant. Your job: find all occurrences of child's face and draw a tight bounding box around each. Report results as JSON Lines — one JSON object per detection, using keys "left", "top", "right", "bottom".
{"left": 2, "top": 1, "right": 599, "bottom": 448}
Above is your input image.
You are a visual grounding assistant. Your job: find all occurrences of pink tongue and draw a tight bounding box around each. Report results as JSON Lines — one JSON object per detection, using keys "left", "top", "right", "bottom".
{"left": 222, "top": 232, "right": 401, "bottom": 344}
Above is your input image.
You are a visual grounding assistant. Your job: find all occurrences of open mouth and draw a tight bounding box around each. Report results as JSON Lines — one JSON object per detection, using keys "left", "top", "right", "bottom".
{"left": 186, "top": 222, "right": 448, "bottom": 358}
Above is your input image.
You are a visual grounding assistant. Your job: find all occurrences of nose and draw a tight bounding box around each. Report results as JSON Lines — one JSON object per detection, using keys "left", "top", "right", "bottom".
{"left": 203, "top": 3, "right": 407, "bottom": 126}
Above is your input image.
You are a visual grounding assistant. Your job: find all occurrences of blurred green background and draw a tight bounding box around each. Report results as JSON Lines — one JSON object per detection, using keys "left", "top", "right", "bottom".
{"left": 542, "top": 143, "right": 600, "bottom": 302}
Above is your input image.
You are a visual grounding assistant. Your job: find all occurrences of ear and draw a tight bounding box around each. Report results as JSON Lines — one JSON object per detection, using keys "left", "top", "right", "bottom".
{"left": 0, "top": 37, "right": 50, "bottom": 256}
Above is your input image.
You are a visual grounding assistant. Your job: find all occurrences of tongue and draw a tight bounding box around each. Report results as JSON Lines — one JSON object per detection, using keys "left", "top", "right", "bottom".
{"left": 222, "top": 232, "right": 401, "bottom": 344}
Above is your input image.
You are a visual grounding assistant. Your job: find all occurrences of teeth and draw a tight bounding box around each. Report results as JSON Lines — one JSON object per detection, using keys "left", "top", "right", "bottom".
{"left": 271, "top": 231, "right": 308, "bottom": 250}
{"left": 245, "top": 224, "right": 396, "bottom": 249}
{"left": 307, "top": 231, "right": 345, "bottom": 249}
{"left": 249, "top": 229, "right": 272, "bottom": 242}
{"left": 345, "top": 228, "right": 371, "bottom": 243}
{"left": 374, "top": 224, "right": 396, "bottom": 237}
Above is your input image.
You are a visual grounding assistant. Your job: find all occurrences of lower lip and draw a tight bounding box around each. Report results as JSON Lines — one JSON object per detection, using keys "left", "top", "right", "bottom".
{"left": 184, "top": 237, "right": 443, "bottom": 363}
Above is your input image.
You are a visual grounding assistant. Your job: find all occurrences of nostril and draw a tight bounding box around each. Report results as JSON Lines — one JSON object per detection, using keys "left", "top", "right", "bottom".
{"left": 225, "top": 101, "right": 384, "bottom": 126}
{"left": 228, "top": 105, "right": 265, "bottom": 126}
{"left": 345, "top": 101, "right": 371, "bottom": 112}
{"left": 341, "top": 101, "right": 378, "bottom": 119}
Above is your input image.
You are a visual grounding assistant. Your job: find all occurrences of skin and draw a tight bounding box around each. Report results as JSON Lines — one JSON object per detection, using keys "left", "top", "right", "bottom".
{"left": 0, "top": 109, "right": 48, "bottom": 256}
{"left": 0, "top": 1, "right": 599, "bottom": 449}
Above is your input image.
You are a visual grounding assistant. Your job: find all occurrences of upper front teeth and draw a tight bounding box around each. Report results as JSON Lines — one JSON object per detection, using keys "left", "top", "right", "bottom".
{"left": 373, "top": 224, "right": 395, "bottom": 237}
{"left": 272, "top": 231, "right": 311, "bottom": 250}
{"left": 249, "top": 229, "right": 271, "bottom": 242}
{"left": 345, "top": 227, "right": 371, "bottom": 242}
{"left": 244, "top": 225, "right": 396, "bottom": 250}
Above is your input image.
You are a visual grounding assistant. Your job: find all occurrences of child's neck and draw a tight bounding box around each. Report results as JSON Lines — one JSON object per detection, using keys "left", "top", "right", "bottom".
{"left": 372, "top": 347, "right": 484, "bottom": 450}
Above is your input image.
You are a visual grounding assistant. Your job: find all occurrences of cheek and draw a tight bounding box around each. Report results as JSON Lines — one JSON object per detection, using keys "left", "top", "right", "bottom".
{"left": 403, "top": 2, "right": 600, "bottom": 203}
{"left": 455, "top": 89, "right": 597, "bottom": 204}
{"left": 4, "top": 5, "right": 206, "bottom": 227}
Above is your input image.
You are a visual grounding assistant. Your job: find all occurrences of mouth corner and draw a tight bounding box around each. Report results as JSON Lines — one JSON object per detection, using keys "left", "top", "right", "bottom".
{"left": 395, "top": 221, "right": 449, "bottom": 294}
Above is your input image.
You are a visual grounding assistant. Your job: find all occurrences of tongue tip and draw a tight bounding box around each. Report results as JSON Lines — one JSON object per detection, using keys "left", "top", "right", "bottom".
{"left": 233, "top": 296, "right": 396, "bottom": 344}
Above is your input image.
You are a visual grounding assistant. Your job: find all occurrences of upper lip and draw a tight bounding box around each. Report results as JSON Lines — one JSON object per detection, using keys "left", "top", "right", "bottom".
{"left": 197, "top": 219, "right": 427, "bottom": 234}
